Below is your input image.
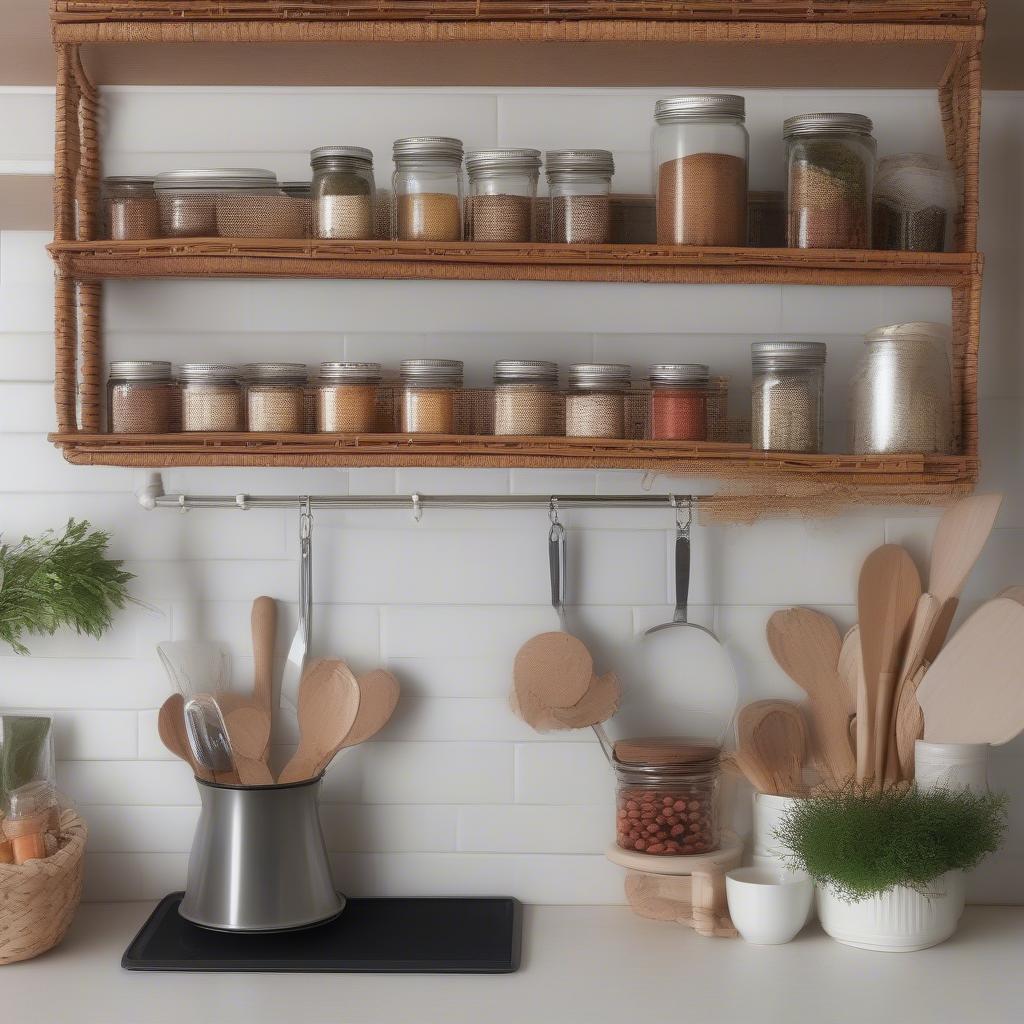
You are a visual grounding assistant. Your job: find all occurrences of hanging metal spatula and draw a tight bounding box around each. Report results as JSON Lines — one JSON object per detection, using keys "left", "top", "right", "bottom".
{"left": 280, "top": 500, "right": 313, "bottom": 712}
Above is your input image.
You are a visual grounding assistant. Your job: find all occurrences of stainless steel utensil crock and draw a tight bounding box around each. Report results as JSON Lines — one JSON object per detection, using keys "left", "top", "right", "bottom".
{"left": 180, "top": 776, "right": 344, "bottom": 932}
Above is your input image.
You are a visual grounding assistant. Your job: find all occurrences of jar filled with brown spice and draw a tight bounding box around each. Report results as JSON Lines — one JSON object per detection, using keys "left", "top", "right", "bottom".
{"left": 244, "top": 362, "right": 308, "bottom": 432}
{"left": 315, "top": 361, "right": 382, "bottom": 433}
{"left": 180, "top": 363, "right": 244, "bottom": 432}
{"left": 492, "top": 360, "right": 560, "bottom": 436}
{"left": 103, "top": 176, "right": 160, "bottom": 240}
{"left": 565, "top": 363, "right": 629, "bottom": 438}
{"left": 107, "top": 360, "right": 178, "bottom": 433}
{"left": 546, "top": 150, "right": 615, "bottom": 244}
{"left": 392, "top": 137, "right": 464, "bottom": 242}
{"left": 400, "top": 358, "right": 464, "bottom": 433}
{"left": 466, "top": 149, "right": 541, "bottom": 243}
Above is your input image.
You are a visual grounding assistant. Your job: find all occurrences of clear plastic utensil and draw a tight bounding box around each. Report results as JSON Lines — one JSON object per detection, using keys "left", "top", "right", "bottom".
{"left": 157, "top": 640, "right": 231, "bottom": 698}
{"left": 183, "top": 695, "right": 238, "bottom": 784}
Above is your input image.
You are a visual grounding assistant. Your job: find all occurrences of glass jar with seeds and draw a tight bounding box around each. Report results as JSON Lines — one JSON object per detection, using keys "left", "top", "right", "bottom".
{"left": 310, "top": 146, "right": 375, "bottom": 240}
{"left": 102, "top": 176, "right": 159, "bottom": 240}
{"left": 243, "top": 363, "right": 308, "bottom": 432}
{"left": 492, "top": 360, "right": 560, "bottom": 436}
{"left": 400, "top": 359, "right": 464, "bottom": 433}
{"left": 106, "top": 360, "right": 178, "bottom": 433}
{"left": 850, "top": 322, "right": 953, "bottom": 455}
{"left": 154, "top": 168, "right": 281, "bottom": 238}
{"left": 653, "top": 94, "right": 748, "bottom": 247}
{"left": 179, "top": 364, "right": 244, "bottom": 432}
{"left": 546, "top": 150, "right": 615, "bottom": 245}
{"left": 315, "top": 362, "right": 382, "bottom": 433}
{"left": 785, "top": 114, "right": 875, "bottom": 249}
{"left": 564, "top": 363, "right": 630, "bottom": 438}
{"left": 392, "top": 137, "right": 465, "bottom": 242}
{"left": 751, "top": 341, "right": 826, "bottom": 453}
{"left": 873, "top": 154, "right": 956, "bottom": 253}
{"left": 466, "top": 149, "right": 541, "bottom": 243}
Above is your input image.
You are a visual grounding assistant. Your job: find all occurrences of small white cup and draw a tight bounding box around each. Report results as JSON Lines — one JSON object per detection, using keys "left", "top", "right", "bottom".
{"left": 726, "top": 866, "right": 813, "bottom": 945}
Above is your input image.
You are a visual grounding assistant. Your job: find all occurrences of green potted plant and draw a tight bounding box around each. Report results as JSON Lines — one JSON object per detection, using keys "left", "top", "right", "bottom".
{"left": 776, "top": 784, "right": 1007, "bottom": 952}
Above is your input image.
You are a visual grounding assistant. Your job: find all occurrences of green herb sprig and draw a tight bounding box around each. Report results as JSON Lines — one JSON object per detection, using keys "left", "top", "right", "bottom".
{"left": 0, "top": 519, "right": 134, "bottom": 655}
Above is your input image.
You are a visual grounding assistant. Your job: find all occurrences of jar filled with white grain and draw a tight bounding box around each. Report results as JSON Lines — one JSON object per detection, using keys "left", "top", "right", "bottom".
{"left": 400, "top": 359, "right": 464, "bottom": 433}
{"left": 310, "top": 146, "right": 375, "bottom": 240}
{"left": 392, "top": 137, "right": 464, "bottom": 242}
{"left": 546, "top": 150, "right": 615, "bottom": 244}
{"left": 466, "top": 149, "right": 541, "bottom": 242}
{"left": 565, "top": 363, "right": 629, "bottom": 438}
{"left": 180, "top": 363, "right": 244, "bottom": 432}
{"left": 316, "top": 361, "right": 382, "bottom": 433}
{"left": 492, "top": 360, "right": 560, "bottom": 436}
{"left": 107, "top": 360, "right": 178, "bottom": 433}
{"left": 244, "top": 362, "right": 308, "bottom": 432}
{"left": 751, "top": 341, "right": 826, "bottom": 453}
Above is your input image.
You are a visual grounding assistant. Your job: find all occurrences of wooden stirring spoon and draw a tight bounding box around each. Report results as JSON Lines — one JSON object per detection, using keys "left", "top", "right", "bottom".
{"left": 223, "top": 705, "right": 274, "bottom": 785}
{"left": 278, "top": 660, "right": 361, "bottom": 784}
{"left": 158, "top": 694, "right": 212, "bottom": 782}
{"left": 341, "top": 669, "right": 401, "bottom": 748}
{"left": 737, "top": 701, "right": 807, "bottom": 797}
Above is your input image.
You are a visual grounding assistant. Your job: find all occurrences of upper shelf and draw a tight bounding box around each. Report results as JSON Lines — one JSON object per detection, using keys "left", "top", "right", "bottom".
{"left": 50, "top": 2, "right": 986, "bottom": 88}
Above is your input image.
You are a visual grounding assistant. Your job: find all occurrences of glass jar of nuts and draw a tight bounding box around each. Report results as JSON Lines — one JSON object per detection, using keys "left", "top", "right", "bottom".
{"left": 613, "top": 739, "right": 721, "bottom": 856}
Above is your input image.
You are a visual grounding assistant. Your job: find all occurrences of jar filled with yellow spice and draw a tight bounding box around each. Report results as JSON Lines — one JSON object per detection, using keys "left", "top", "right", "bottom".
{"left": 316, "top": 361, "right": 382, "bottom": 432}
{"left": 400, "top": 359, "right": 464, "bottom": 433}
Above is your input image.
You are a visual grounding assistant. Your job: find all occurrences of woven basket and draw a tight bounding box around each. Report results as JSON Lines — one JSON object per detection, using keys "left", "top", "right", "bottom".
{"left": 0, "top": 810, "right": 87, "bottom": 965}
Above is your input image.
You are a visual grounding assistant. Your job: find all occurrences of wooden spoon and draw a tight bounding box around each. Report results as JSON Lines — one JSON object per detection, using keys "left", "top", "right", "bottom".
{"left": 341, "top": 669, "right": 401, "bottom": 748}
{"left": 513, "top": 631, "right": 592, "bottom": 708}
{"left": 766, "top": 608, "right": 855, "bottom": 787}
{"left": 837, "top": 627, "right": 862, "bottom": 716}
{"left": 278, "top": 660, "right": 361, "bottom": 784}
{"left": 551, "top": 672, "right": 621, "bottom": 729}
{"left": 158, "top": 694, "right": 212, "bottom": 782}
{"left": 857, "top": 545, "right": 920, "bottom": 782}
{"left": 917, "top": 597, "right": 1024, "bottom": 745}
{"left": 223, "top": 706, "right": 274, "bottom": 785}
{"left": 737, "top": 701, "right": 806, "bottom": 797}
{"left": 251, "top": 596, "right": 277, "bottom": 715}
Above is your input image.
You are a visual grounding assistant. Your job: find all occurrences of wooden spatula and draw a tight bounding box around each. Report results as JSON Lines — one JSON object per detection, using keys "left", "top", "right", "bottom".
{"left": 857, "top": 545, "right": 920, "bottom": 782}
{"left": 251, "top": 596, "right": 277, "bottom": 715}
{"left": 837, "top": 627, "right": 862, "bottom": 716}
{"left": 917, "top": 597, "right": 1024, "bottom": 745}
{"left": 223, "top": 705, "right": 274, "bottom": 785}
{"left": 341, "top": 669, "right": 401, "bottom": 748}
{"left": 278, "top": 660, "right": 361, "bottom": 784}
{"left": 766, "top": 609, "right": 855, "bottom": 787}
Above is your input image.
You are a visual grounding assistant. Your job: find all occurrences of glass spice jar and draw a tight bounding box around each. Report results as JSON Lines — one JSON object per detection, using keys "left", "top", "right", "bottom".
{"left": 648, "top": 364, "right": 711, "bottom": 441}
{"left": 613, "top": 739, "right": 721, "bottom": 856}
{"left": 106, "top": 360, "right": 177, "bottom": 433}
{"left": 102, "top": 176, "right": 160, "bottom": 240}
{"left": 653, "top": 94, "right": 748, "bottom": 246}
{"left": 243, "top": 363, "right": 308, "bottom": 432}
{"left": 392, "top": 137, "right": 465, "bottom": 242}
{"left": 154, "top": 168, "right": 280, "bottom": 238}
{"left": 492, "top": 360, "right": 560, "bottom": 436}
{"left": 785, "top": 113, "right": 875, "bottom": 249}
{"left": 873, "top": 153, "right": 956, "bottom": 253}
{"left": 315, "top": 361, "right": 382, "bottom": 433}
{"left": 465, "top": 149, "right": 541, "bottom": 243}
{"left": 564, "top": 363, "right": 629, "bottom": 438}
{"left": 400, "top": 359, "right": 464, "bottom": 433}
{"left": 751, "top": 341, "right": 826, "bottom": 453}
{"left": 850, "top": 322, "right": 953, "bottom": 454}
{"left": 179, "top": 363, "right": 244, "bottom": 432}
{"left": 546, "top": 150, "right": 615, "bottom": 244}
{"left": 310, "top": 146, "right": 375, "bottom": 240}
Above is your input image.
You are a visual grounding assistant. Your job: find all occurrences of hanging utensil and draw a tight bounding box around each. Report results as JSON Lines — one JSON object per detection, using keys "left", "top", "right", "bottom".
{"left": 280, "top": 499, "right": 313, "bottom": 712}
{"left": 183, "top": 695, "right": 239, "bottom": 785}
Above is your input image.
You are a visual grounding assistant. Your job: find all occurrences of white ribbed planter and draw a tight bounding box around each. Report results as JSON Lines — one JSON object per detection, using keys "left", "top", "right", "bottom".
{"left": 817, "top": 871, "right": 965, "bottom": 952}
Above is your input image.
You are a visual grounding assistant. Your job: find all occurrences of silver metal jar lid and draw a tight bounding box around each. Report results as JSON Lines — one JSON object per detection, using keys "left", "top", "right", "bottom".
{"left": 154, "top": 168, "right": 279, "bottom": 191}
{"left": 493, "top": 359, "right": 558, "bottom": 384}
{"left": 648, "top": 363, "right": 711, "bottom": 386}
{"left": 751, "top": 341, "right": 827, "bottom": 370}
{"left": 393, "top": 137, "right": 464, "bottom": 164}
{"left": 400, "top": 358, "right": 464, "bottom": 386}
{"left": 783, "top": 113, "right": 874, "bottom": 138}
{"left": 310, "top": 146, "right": 374, "bottom": 165}
{"left": 654, "top": 94, "right": 745, "bottom": 124}
{"left": 108, "top": 359, "right": 172, "bottom": 381}
{"left": 179, "top": 363, "right": 241, "bottom": 383}
{"left": 545, "top": 149, "right": 615, "bottom": 179}
{"left": 466, "top": 149, "right": 542, "bottom": 178}
{"left": 243, "top": 362, "right": 308, "bottom": 384}
{"left": 567, "top": 362, "right": 631, "bottom": 390}
{"left": 319, "top": 361, "right": 383, "bottom": 383}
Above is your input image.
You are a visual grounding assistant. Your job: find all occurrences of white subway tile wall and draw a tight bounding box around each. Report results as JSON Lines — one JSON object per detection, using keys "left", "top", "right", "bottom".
{"left": 1, "top": 85, "right": 1022, "bottom": 905}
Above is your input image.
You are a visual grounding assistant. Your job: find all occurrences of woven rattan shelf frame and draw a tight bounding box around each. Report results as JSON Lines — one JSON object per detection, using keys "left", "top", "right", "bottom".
{"left": 46, "top": 4, "right": 985, "bottom": 514}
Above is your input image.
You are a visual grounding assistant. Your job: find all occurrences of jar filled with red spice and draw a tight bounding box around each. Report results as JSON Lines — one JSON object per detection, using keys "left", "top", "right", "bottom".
{"left": 648, "top": 363, "right": 711, "bottom": 441}
{"left": 613, "top": 739, "right": 721, "bottom": 856}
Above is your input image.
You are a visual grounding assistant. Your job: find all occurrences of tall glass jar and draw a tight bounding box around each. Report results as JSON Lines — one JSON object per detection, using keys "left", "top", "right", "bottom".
{"left": 392, "top": 137, "right": 464, "bottom": 242}
{"left": 244, "top": 363, "right": 307, "bottom": 432}
{"left": 873, "top": 154, "right": 956, "bottom": 253}
{"left": 785, "top": 113, "right": 875, "bottom": 249}
{"left": 465, "top": 149, "right": 541, "bottom": 242}
{"left": 107, "top": 360, "right": 177, "bottom": 433}
{"left": 613, "top": 739, "right": 721, "bottom": 856}
{"left": 154, "top": 168, "right": 280, "bottom": 238}
{"left": 400, "top": 359, "right": 464, "bottom": 433}
{"left": 316, "top": 362, "right": 382, "bottom": 433}
{"left": 310, "top": 146, "right": 375, "bottom": 240}
{"left": 492, "top": 360, "right": 559, "bottom": 436}
{"left": 103, "top": 176, "right": 160, "bottom": 240}
{"left": 850, "top": 322, "right": 953, "bottom": 454}
{"left": 545, "top": 150, "right": 615, "bottom": 244}
{"left": 751, "top": 341, "right": 826, "bottom": 453}
{"left": 564, "top": 363, "right": 629, "bottom": 438}
{"left": 653, "top": 94, "right": 748, "bottom": 247}
{"left": 648, "top": 364, "right": 711, "bottom": 441}
{"left": 179, "top": 364, "right": 244, "bottom": 432}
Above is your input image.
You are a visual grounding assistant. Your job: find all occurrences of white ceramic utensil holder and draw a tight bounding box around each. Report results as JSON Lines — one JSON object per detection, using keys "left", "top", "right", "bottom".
{"left": 915, "top": 740, "right": 989, "bottom": 794}
{"left": 817, "top": 871, "right": 965, "bottom": 952}
{"left": 750, "top": 792, "right": 815, "bottom": 923}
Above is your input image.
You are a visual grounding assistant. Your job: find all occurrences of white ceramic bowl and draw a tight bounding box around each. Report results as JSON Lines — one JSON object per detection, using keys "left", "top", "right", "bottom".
{"left": 726, "top": 866, "right": 813, "bottom": 945}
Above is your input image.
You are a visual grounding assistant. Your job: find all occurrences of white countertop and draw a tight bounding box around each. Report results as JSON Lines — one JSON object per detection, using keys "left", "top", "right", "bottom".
{"left": 5, "top": 903, "right": 1023, "bottom": 1023}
